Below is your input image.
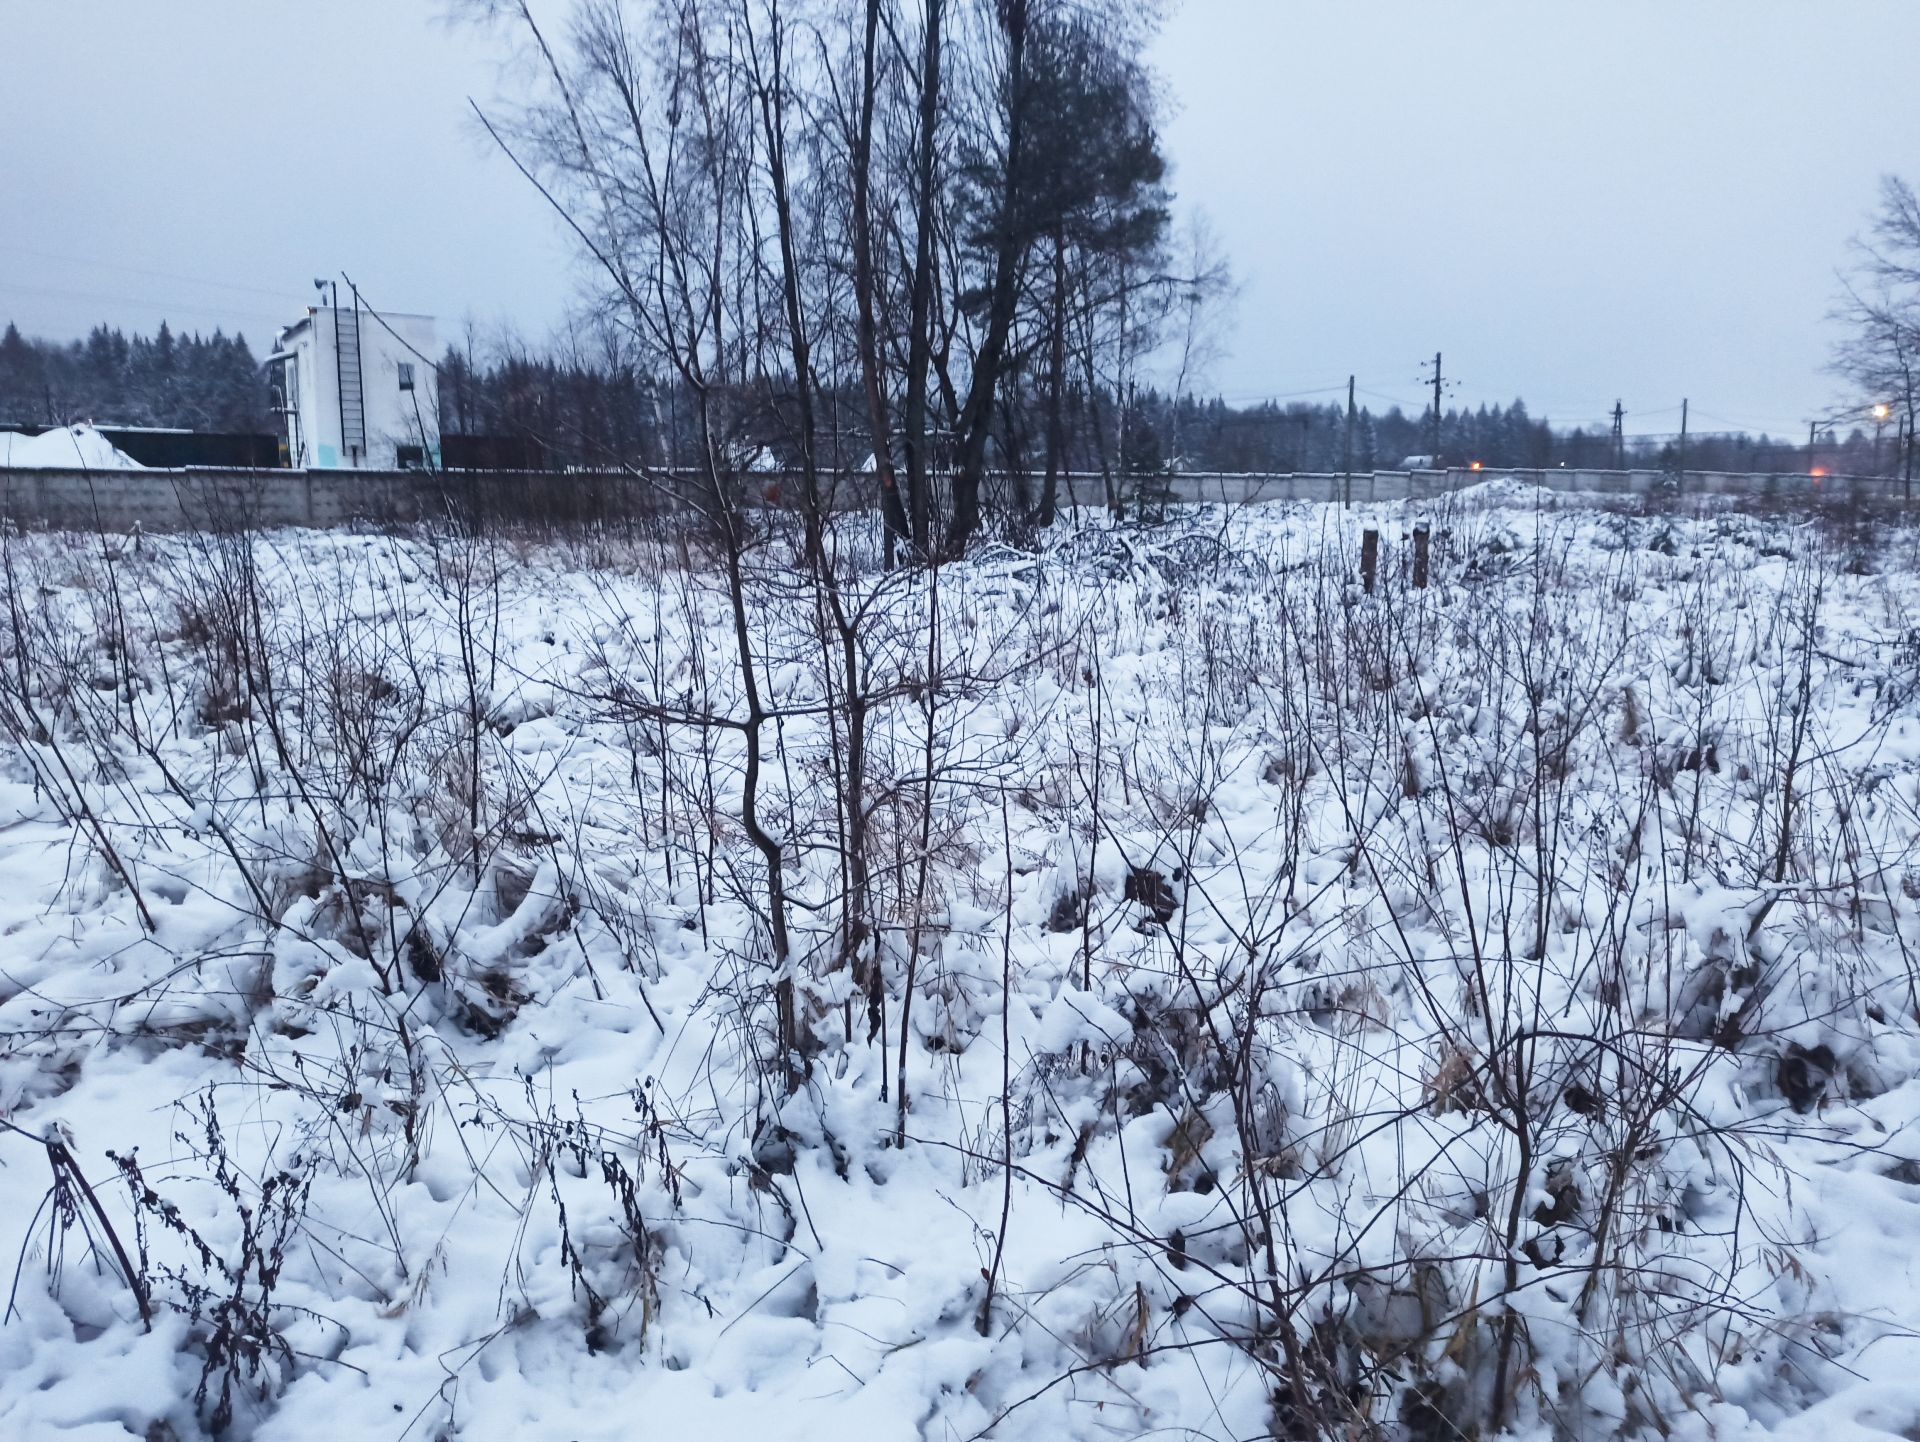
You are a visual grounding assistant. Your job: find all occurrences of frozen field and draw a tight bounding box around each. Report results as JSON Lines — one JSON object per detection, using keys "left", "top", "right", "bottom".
{"left": 4, "top": 489, "right": 1920, "bottom": 1442}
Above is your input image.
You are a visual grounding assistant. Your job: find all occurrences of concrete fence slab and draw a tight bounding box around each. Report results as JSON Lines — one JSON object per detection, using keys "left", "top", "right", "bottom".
{"left": 0, "top": 464, "right": 1907, "bottom": 534}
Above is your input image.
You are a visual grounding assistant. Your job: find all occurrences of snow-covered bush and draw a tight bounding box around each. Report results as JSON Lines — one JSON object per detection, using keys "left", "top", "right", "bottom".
{"left": 2, "top": 496, "right": 1918, "bottom": 1441}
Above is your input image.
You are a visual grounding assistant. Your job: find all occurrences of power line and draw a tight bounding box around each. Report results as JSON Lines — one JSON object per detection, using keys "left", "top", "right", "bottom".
{"left": 1356, "top": 385, "right": 1421, "bottom": 409}
{"left": 1687, "top": 405, "right": 1814, "bottom": 434}
{"left": 1191, "top": 384, "right": 1813, "bottom": 443}
{"left": 342, "top": 272, "right": 442, "bottom": 372}
{"left": 0, "top": 280, "right": 285, "bottom": 331}
{"left": 0, "top": 242, "right": 302, "bottom": 303}
{"left": 1210, "top": 383, "right": 1352, "bottom": 404}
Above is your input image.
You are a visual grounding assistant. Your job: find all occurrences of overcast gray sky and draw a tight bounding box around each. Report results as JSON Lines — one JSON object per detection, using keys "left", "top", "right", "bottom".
{"left": 4, "top": 1, "right": 1917, "bottom": 440}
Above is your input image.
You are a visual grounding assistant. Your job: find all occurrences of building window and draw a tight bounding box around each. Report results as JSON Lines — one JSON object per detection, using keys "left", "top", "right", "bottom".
{"left": 396, "top": 444, "right": 426, "bottom": 470}
{"left": 398, "top": 362, "right": 415, "bottom": 392}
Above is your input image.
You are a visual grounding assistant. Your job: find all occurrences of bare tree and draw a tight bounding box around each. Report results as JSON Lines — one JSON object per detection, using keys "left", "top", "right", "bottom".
{"left": 1833, "top": 174, "right": 1920, "bottom": 485}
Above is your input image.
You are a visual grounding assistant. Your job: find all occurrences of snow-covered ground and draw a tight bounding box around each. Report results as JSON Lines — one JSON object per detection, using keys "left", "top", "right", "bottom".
{"left": 4, "top": 491, "right": 1920, "bottom": 1442}
{"left": 0, "top": 424, "right": 145, "bottom": 470}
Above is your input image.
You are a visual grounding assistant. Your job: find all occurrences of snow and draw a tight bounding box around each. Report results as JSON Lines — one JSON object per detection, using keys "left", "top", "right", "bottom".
{"left": 0, "top": 424, "right": 144, "bottom": 470}
{"left": 1, "top": 495, "right": 1919, "bottom": 1440}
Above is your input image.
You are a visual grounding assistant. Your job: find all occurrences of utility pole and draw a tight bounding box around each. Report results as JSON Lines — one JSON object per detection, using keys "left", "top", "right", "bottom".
{"left": 1610, "top": 400, "right": 1625, "bottom": 469}
{"left": 1807, "top": 420, "right": 1818, "bottom": 476}
{"left": 1429, "top": 351, "right": 1443, "bottom": 459}
{"left": 1343, "top": 375, "right": 1356, "bottom": 508}
{"left": 1676, "top": 398, "right": 1688, "bottom": 494}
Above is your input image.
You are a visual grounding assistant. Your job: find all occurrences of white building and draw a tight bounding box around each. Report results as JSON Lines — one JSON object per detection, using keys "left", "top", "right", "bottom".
{"left": 267, "top": 293, "right": 438, "bottom": 469}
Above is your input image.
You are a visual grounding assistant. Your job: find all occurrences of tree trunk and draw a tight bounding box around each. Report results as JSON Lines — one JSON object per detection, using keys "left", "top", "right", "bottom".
{"left": 902, "top": 0, "right": 943, "bottom": 554}
{"left": 945, "top": 0, "right": 1031, "bottom": 556}
{"left": 1037, "top": 229, "right": 1068, "bottom": 527}
{"left": 754, "top": 5, "right": 823, "bottom": 563}
{"left": 852, "top": 0, "right": 911, "bottom": 563}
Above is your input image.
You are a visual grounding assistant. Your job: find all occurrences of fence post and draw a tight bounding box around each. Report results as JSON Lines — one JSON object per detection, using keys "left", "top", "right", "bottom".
{"left": 1361, "top": 528, "right": 1380, "bottom": 594}
{"left": 1412, "top": 522, "right": 1430, "bottom": 589}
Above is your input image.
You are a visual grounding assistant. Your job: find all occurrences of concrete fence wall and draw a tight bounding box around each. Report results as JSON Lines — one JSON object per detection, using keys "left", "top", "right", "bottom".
{"left": 0, "top": 464, "right": 1906, "bottom": 534}
{"left": 1096, "top": 467, "right": 1908, "bottom": 508}
{"left": 0, "top": 468, "right": 684, "bottom": 533}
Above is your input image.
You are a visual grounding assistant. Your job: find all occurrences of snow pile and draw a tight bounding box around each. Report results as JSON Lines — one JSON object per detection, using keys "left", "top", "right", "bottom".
{"left": 1445, "top": 472, "right": 1552, "bottom": 505}
{"left": 0, "top": 423, "right": 144, "bottom": 470}
{"left": 1, "top": 499, "right": 1920, "bottom": 1441}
